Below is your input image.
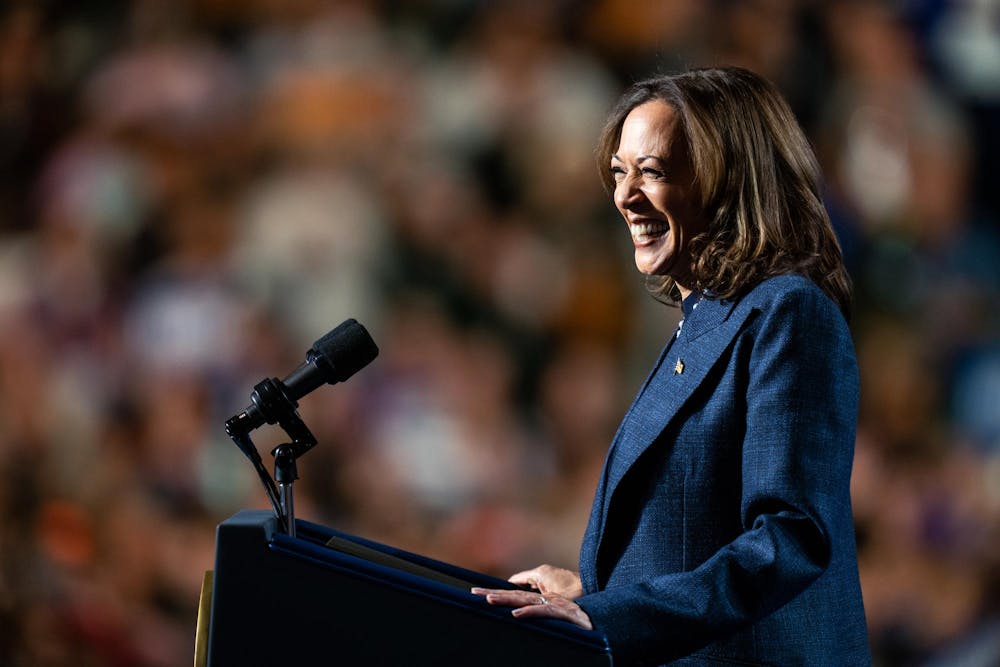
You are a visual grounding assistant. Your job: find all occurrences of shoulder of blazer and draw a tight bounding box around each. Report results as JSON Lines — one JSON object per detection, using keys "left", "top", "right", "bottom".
{"left": 736, "top": 273, "right": 830, "bottom": 311}
{"left": 724, "top": 274, "right": 847, "bottom": 336}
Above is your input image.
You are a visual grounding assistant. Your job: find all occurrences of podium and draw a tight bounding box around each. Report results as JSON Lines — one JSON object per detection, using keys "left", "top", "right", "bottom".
{"left": 200, "top": 511, "right": 613, "bottom": 666}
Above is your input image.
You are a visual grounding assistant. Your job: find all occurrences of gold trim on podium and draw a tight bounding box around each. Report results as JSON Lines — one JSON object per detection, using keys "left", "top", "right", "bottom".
{"left": 194, "top": 570, "right": 213, "bottom": 667}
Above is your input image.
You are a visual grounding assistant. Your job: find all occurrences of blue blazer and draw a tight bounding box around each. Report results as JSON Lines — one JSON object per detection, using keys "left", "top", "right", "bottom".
{"left": 576, "top": 275, "right": 871, "bottom": 666}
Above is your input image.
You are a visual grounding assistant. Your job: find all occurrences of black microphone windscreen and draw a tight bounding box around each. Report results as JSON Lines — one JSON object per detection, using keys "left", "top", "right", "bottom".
{"left": 309, "top": 319, "right": 379, "bottom": 383}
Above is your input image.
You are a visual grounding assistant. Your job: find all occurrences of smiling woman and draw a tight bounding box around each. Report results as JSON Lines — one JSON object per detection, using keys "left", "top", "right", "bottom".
{"left": 597, "top": 68, "right": 852, "bottom": 316}
{"left": 473, "top": 67, "right": 871, "bottom": 667}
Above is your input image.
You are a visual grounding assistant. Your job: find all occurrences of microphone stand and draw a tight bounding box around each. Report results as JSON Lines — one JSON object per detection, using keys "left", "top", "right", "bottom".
{"left": 225, "top": 378, "right": 317, "bottom": 537}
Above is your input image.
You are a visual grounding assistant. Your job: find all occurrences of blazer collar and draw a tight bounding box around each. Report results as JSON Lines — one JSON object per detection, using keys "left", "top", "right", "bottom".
{"left": 681, "top": 292, "right": 736, "bottom": 342}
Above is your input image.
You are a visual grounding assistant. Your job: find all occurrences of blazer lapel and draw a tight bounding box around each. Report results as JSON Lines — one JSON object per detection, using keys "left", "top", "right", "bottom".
{"left": 580, "top": 334, "right": 677, "bottom": 591}
{"left": 589, "top": 297, "right": 749, "bottom": 577}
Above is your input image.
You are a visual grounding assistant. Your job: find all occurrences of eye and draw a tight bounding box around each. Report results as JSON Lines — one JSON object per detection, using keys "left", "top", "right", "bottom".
{"left": 641, "top": 167, "right": 665, "bottom": 178}
{"left": 610, "top": 165, "right": 626, "bottom": 179}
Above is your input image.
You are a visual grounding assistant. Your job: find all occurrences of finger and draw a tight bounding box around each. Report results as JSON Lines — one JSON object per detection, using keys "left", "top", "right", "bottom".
{"left": 512, "top": 601, "right": 594, "bottom": 630}
{"left": 471, "top": 587, "right": 512, "bottom": 600}
{"left": 493, "top": 591, "right": 548, "bottom": 607}
{"left": 474, "top": 588, "right": 547, "bottom": 608}
{"left": 507, "top": 569, "right": 540, "bottom": 588}
{"left": 471, "top": 587, "right": 532, "bottom": 600}
{"left": 511, "top": 604, "right": 559, "bottom": 619}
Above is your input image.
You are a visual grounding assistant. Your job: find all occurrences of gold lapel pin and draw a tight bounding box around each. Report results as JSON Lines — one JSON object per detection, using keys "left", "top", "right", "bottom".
{"left": 673, "top": 358, "right": 685, "bottom": 375}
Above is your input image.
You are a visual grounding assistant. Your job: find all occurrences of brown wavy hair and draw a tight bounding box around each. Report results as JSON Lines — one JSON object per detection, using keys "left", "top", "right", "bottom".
{"left": 597, "top": 67, "right": 852, "bottom": 318}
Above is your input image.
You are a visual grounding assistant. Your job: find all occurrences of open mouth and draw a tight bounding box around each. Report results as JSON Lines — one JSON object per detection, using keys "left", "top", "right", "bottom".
{"left": 629, "top": 221, "right": 670, "bottom": 244}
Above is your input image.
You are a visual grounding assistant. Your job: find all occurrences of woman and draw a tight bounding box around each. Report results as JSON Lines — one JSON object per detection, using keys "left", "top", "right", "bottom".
{"left": 473, "top": 67, "right": 871, "bottom": 665}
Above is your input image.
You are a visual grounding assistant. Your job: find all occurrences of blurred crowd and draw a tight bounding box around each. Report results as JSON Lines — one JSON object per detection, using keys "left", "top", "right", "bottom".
{"left": 0, "top": 0, "right": 998, "bottom": 665}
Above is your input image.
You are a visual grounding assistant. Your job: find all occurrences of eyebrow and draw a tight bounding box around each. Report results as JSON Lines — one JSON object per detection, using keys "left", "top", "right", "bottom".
{"left": 610, "top": 154, "right": 666, "bottom": 164}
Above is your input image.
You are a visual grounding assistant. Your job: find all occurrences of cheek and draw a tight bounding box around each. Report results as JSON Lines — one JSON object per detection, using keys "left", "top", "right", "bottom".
{"left": 648, "top": 185, "right": 679, "bottom": 211}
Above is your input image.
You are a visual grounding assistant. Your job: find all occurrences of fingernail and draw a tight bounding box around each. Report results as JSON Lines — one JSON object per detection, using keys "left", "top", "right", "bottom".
{"left": 470, "top": 587, "right": 483, "bottom": 594}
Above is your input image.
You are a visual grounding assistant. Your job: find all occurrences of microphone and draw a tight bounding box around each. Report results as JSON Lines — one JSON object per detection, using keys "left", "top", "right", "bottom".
{"left": 226, "top": 319, "right": 378, "bottom": 436}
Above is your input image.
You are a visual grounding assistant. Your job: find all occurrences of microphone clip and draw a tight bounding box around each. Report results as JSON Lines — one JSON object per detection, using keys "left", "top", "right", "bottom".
{"left": 249, "top": 377, "right": 318, "bottom": 459}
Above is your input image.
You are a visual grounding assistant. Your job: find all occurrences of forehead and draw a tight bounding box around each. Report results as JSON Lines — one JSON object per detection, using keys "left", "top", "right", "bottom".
{"left": 615, "top": 100, "right": 682, "bottom": 159}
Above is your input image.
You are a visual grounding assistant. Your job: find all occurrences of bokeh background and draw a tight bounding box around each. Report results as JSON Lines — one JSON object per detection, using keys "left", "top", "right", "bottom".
{"left": 1, "top": 0, "right": 999, "bottom": 665}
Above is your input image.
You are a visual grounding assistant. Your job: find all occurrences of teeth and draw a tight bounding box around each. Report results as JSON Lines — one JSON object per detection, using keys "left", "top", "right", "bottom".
{"left": 630, "top": 221, "right": 669, "bottom": 240}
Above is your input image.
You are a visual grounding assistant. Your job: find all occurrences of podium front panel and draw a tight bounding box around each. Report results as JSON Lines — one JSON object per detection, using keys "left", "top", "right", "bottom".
{"left": 206, "top": 510, "right": 612, "bottom": 666}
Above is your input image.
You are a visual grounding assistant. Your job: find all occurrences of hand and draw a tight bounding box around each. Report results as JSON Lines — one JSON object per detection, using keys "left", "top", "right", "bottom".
{"left": 470, "top": 586, "right": 593, "bottom": 630}
{"left": 470, "top": 565, "right": 591, "bottom": 630}
{"left": 508, "top": 565, "right": 583, "bottom": 600}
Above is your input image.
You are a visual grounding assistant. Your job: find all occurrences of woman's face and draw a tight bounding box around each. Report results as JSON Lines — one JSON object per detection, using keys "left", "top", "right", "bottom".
{"left": 611, "top": 100, "right": 706, "bottom": 290}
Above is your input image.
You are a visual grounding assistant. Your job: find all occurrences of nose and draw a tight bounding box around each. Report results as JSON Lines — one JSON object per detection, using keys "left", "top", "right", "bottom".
{"left": 614, "top": 172, "right": 644, "bottom": 211}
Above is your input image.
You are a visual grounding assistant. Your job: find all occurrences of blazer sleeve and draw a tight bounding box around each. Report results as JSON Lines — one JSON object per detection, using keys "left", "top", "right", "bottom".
{"left": 575, "top": 285, "right": 860, "bottom": 665}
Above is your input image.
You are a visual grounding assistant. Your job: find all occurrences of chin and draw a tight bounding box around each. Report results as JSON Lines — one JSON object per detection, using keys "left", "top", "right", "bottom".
{"left": 634, "top": 237, "right": 678, "bottom": 275}
{"left": 634, "top": 254, "right": 675, "bottom": 276}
